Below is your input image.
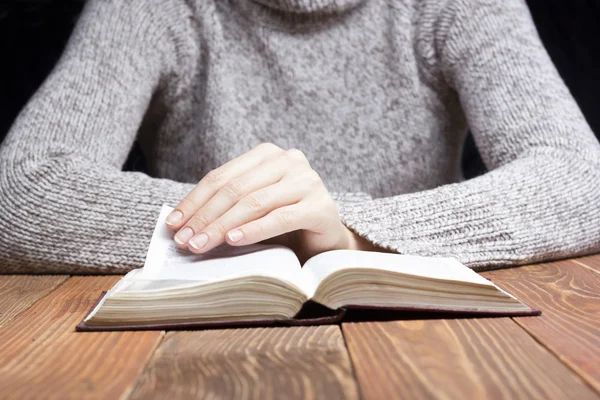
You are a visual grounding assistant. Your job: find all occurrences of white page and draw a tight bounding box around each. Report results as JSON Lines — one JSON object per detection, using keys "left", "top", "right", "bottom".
{"left": 301, "top": 249, "right": 495, "bottom": 290}
{"left": 139, "top": 205, "right": 302, "bottom": 282}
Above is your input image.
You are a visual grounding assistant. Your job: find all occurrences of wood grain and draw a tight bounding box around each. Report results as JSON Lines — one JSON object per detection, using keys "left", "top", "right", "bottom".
{"left": 0, "top": 276, "right": 163, "bottom": 400}
{"left": 129, "top": 325, "right": 359, "bottom": 400}
{"left": 572, "top": 254, "right": 600, "bottom": 274}
{"left": 0, "top": 275, "right": 68, "bottom": 326}
{"left": 343, "top": 318, "right": 598, "bottom": 400}
{"left": 483, "top": 259, "right": 600, "bottom": 393}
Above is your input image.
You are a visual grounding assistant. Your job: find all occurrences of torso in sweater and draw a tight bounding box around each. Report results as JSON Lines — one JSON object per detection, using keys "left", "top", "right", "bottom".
{"left": 1, "top": 0, "right": 598, "bottom": 273}
{"left": 140, "top": 0, "right": 466, "bottom": 198}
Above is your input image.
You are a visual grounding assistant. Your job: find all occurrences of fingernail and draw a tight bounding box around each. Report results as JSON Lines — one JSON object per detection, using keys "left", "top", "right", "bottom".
{"left": 166, "top": 210, "right": 183, "bottom": 225}
{"left": 189, "top": 233, "right": 208, "bottom": 250}
{"left": 227, "top": 229, "right": 244, "bottom": 242}
{"left": 174, "top": 227, "right": 194, "bottom": 244}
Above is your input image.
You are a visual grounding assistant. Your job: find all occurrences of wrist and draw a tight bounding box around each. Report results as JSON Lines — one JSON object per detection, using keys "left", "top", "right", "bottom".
{"left": 342, "top": 224, "right": 381, "bottom": 252}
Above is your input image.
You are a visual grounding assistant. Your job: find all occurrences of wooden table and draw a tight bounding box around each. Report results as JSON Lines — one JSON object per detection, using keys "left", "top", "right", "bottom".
{"left": 1, "top": 254, "right": 599, "bottom": 399}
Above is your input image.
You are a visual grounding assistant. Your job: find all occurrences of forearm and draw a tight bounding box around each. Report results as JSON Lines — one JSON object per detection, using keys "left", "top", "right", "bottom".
{"left": 335, "top": 151, "right": 600, "bottom": 271}
{"left": 0, "top": 155, "right": 197, "bottom": 273}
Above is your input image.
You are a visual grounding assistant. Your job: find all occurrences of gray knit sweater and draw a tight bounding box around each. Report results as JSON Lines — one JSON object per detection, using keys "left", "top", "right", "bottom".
{"left": 1, "top": 0, "right": 599, "bottom": 274}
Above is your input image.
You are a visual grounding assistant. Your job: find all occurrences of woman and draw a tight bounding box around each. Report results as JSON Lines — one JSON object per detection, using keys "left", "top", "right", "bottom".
{"left": 0, "top": 0, "right": 598, "bottom": 274}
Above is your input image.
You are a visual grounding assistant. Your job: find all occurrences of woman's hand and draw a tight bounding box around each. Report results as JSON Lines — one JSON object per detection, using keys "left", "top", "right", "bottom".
{"left": 165, "top": 143, "right": 377, "bottom": 262}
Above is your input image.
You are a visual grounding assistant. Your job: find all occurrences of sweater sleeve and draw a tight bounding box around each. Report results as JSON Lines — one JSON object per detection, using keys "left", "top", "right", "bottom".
{"left": 0, "top": 0, "right": 199, "bottom": 273}
{"left": 334, "top": 0, "right": 600, "bottom": 271}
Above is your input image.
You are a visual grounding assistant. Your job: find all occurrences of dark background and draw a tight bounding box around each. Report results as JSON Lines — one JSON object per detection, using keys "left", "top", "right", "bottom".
{"left": 1, "top": 0, "right": 599, "bottom": 178}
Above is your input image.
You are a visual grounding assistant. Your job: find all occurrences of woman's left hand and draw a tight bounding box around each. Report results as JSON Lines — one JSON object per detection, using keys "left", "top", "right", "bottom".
{"left": 165, "top": 143, "right": 371, "bottom": 262}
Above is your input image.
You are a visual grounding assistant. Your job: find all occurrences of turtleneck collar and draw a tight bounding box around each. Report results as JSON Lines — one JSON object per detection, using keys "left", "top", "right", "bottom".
{"left": 252, "top": 0, "right": 366, "bottom": 13}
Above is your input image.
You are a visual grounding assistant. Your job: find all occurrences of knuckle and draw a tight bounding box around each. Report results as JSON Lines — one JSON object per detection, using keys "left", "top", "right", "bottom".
{"left": 276, "top": 209, "right": 296, "bottom": 227}
{"left": 221, "top": 180, "right": 245, "bottom": 200}
{"left": 304, "top": 169, "right": 322, "bottom": 186}
{"left": 257, "top": 142, "right": 282, "bottom": 153}
{"left": 255, "top": 223, "right": 265, "bottom": 240}
{"left": 203, "top": 169, "right": 225, "bottom": 187}
{"left": 254, "top": 222, "right": 267, "bottom": 242}
{"left": 285, "top": 148, "right": 307, "bottom": 163}
{"left": 243, "top": 193, "right": 266, "bottom": 211}
{"left": 211, "top": 220, "right": 229, "bottom": 235}
{"left": 179, "top": 197, "right": 201, "bottom": 210}
{"left": 189, "top": 213, "right": 210, "bottom": 228}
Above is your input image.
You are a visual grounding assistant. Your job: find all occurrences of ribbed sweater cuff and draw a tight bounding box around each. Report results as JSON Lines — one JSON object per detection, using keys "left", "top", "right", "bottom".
{"left": 333, "top": 183, "right": 518, "bottom": 270}
{"left": 0, "top": 158, "right": 197, "bottom": 274}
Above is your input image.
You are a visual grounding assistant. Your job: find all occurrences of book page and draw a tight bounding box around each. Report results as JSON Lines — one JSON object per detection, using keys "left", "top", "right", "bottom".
{"left": 139, "top": 205, "right": 302, "bottom": 283}
{"left": 301, "top": 249, "right": 496, "bottom": 289}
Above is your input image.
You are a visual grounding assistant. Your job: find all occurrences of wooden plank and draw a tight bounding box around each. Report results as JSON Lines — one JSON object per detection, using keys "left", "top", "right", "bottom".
{"left": 0, "top": 276, "right": 163, "bottom": 399}
{"left": 572, "top": 254, "right": 600, "bottom": 274}
{"left": 482, "top": 259, "right": 600, "bottom": 393}
{"left": 129, "top": 326, "right": 360, "bottom": 400}
{"left": 0, "top": 275, "right": 68, "bottom": 326}
{"left": 344, "top": 318, "right": 598, "bottom": 399}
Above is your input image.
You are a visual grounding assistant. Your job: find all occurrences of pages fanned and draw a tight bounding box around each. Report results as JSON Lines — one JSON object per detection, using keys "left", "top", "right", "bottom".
{"left": 76, "top": 205, "right": 540, "bottom": 331}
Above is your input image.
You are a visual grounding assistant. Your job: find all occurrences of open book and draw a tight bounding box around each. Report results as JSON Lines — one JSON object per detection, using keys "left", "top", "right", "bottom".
{"left": 77, "top": 205, "right": 539, "bottom": 331}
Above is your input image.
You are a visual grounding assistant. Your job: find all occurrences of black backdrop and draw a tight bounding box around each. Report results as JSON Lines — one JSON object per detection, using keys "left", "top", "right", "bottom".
{"left": 1, "top": 0, "right": 599, "bottom": 178}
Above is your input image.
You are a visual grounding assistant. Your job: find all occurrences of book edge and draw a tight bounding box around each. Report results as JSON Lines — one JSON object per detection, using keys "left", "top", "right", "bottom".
{"left": 75, "top": 292, "right": 540, "bottom": 332}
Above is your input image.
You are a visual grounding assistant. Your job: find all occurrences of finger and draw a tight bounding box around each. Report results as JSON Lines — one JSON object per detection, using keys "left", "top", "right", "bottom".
{"left": 185, "top": 177, "right": 308, "bottom": 253}
{"left": 225, "top": 202, "right": 312, "bottom": 247}
{"left": 174, "top": 152, "right": 298, "bottom": 247}
{"left": 175, "top": 149, "right": 312, "bottom": 246}
{"left": 165, "top": 143, "right": 283, "bottom": 230}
